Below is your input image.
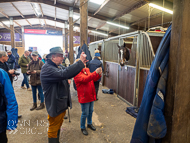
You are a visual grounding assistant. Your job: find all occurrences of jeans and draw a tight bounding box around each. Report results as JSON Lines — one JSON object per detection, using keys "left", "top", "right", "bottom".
{"left": 31, "top": 85, "right": 44, "bottom": 103}
{"left": 80, "top": 101, "right": 94, "bottom": 129}
{"left": 21, "top": 73, "right": 29, "bottom": 88}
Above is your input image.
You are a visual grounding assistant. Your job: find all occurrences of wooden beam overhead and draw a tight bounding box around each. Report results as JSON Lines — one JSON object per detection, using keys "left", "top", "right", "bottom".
{"left": 39, "top": 4, "right": 44, "bottom": 17}
{"left": 112, "top": 1, "right": 147, "bottom": 21}
{"left": 94, "top": 0, "right": 110, "bottom": 15}
{"left": 30, "top": 3, "right": 38, "bottom": 17}
{"left": 25, "top": 19, "right": 32, "bottom": 27}
{"left": 96, "top": 22, "right": 106, "bottom": 30}
{"left": 10, "top": 2, "right": 25, "bottom": 18}
{"left": 73, "top": 0, "right": 79, "bottom": 7}
{"left": 14, "top": 20, "right": 21, "bottom": 27}
{"left": 55, "top": 7, "right": 56, "bottom": 20}
{"left": 0, "top": 21, "right": 22, "bottom": 35}
{"left": 0, "top": 15, "right": 118, "bottom": 36}
{"left": 0, "top": 10, "right": 9, "bottom": 18}
{"left": 130, "top": 12, "right": 163, "bottom": 26}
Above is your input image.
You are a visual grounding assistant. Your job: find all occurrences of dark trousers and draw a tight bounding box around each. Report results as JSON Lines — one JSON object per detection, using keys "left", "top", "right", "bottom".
{"left": 0, "top": 131, "right": 8, "bottom": 143}
{"left": 21, "top": 73, "right": 29, "bottom": 88}
{"left": 94, "top": 81, "right": 100, "bottom": 99}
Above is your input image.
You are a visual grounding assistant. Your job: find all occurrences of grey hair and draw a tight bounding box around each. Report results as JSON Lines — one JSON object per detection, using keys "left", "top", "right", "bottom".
{"left": 48, "top": 53, "right": 57, "bottom": 60}
{"left": 0, "top": 51, "right": 7, "bottom": 58}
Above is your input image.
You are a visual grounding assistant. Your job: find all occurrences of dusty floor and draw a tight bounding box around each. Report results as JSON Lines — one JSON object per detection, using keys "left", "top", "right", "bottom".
{"left": 7, "top": 70, "right": 136, "bottom": 143}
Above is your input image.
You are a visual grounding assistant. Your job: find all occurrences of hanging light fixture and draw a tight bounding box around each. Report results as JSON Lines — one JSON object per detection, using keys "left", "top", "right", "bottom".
{"left": 90, "top": 30, "right": 108, "bottom": 36}
{"left": 106, "top": 22, "right": 129, "bottom": 29}
{"left": 149, "top": 3, "right": 173, "bottom": 14}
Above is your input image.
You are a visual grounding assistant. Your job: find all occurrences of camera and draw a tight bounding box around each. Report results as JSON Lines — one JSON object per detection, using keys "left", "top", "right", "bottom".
{"left": 14, "top": 71, "right": 20, "bottom": 76}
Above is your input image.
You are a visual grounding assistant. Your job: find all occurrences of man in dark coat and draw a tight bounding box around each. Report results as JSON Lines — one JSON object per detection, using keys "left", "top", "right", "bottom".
{"left": 0, "top": 51, "right": 15, "bottom": 83}
{"left": 89, "top": 50, "right": 104, "bottom": 100}
{"left": 40, "top": 47, "right": 87, "bottom": 143}
{"left": 7, "top": 51, "right": 16, "bottom": 70}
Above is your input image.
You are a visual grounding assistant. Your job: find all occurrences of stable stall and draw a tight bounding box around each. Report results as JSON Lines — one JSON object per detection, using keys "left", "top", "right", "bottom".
{"left": 89, "top": 31, "right": 164, "bottom": 107}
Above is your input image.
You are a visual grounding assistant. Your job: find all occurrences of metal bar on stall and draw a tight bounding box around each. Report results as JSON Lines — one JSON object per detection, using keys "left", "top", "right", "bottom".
{"left": 133, "top": 32, "right": 141, "bottom": 106}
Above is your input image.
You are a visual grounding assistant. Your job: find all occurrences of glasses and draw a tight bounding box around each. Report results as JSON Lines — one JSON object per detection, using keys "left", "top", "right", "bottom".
{"left": 56, "top": 54, "right": 64, "bottom": 58}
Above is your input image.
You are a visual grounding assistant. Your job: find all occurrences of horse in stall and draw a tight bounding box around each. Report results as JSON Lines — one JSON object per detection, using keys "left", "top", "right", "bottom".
{"left": 117, "top": 43, "right": 130, "bottom": 66}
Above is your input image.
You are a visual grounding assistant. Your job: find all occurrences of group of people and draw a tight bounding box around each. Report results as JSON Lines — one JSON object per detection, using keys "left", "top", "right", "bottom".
{"left": 0, "top": 46, "right": 104, "bottom": 143}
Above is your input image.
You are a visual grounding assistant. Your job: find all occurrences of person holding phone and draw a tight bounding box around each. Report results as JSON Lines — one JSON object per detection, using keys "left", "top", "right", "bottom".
{"left": 74, "top": 59, "right": 102, "bottom": 136}
{"left": 27, "top": 51, "right": 44, "bottom": 111}
{"left": 89, "top": 50, "right": 104, "bottom": 100}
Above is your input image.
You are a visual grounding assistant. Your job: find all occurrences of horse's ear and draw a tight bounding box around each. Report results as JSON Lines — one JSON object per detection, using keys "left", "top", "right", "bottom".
{"left": 123, "top": 42, "right": 126, "bottom": 47}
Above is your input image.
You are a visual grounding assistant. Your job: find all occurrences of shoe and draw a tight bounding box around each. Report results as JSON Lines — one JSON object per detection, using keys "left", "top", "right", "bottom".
{"left": 48, "top": 138, "right": 58, "bottom": 143}
{"left": 87, "top": 124, "right": 96, "bottom": 131}
{"left": 81, "top": 128, "right": 88, "bottom": 136}
{"left": 36, "top": 103, "right": 45, "bottom": 110}
{"left": 18, "top": 115, "right": 22, "bottom": 119}
{"left": 21, "top": 86, "right": 26, "bottom": 89}
{"left": 96, "top": 98, "right": 99, "bottom": 101}
{"left": 27, "top": 88, "right": 32, "bottom": 91}
{"left": 30, "top": 103, "right": 37, "bottom": 111}
{"left": 64, "top": 116, "right": 68, "bottom": 119}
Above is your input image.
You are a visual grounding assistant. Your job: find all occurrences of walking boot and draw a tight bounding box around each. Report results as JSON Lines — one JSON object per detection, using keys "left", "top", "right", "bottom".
{"left": 48, "top": 138, "right": 58, "bottom": 143}
{"left": 57, "top": 129, "right": 60, "bottom": 143}
{"left": 87, "top": 124, "right": 96, "bottom": 131}
{"left": 36, "top": 102, "right": 45, "bottom": 110}
{"left": 30, "top": 103, "right": 37, "bottom": 111}
{"left": 81, "top": 128, "right": 88, "bottom": 136}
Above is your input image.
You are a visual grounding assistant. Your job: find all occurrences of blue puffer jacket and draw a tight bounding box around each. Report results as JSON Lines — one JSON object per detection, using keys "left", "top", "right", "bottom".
{"left": 131, "top": 25, "right": 171, "bottom": 143}
{"left": 89, "top": 57, "right": 104, "bottom": 82}
{"left": 0, "top": 69, "right": 18, "bottom": 132}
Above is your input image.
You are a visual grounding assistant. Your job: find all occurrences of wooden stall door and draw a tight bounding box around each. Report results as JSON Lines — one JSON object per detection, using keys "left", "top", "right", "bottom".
{"left": 118, "top": 66, "right": 136, "bottom": 105}
{"left": 104, "top": 62, "right": 118, "bottom": 93}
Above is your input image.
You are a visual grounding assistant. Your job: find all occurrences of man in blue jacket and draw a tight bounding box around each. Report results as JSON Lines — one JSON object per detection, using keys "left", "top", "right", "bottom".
{"left": 7, "top": 51, "right": 16, "bottom": 70}
{"left": 41, "top": 47, "right": 87, "bottom": 143}
{"left": 0, "top": 69, "right": 18, "bottom": 143}
{"left": 89, "top": 50, "right": 104, "bottom": 100}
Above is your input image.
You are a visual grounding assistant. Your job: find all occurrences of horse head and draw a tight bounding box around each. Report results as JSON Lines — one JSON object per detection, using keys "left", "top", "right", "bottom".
{"left": 117, "top": 43, "right": 130, "bottom": 66}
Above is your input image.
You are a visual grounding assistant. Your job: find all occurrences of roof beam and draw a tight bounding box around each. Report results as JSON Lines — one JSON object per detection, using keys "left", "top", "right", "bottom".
{"left": 73, "top": 0, "right": 79, "bottom": 7}
{"left": 112, "top": 1, "right": 147, "bottom": 21}
{"left": 130, "top": 12, "right": 163, "bottom": 26}
{"left": 25, "top": 19, "right": 32, "bottom": 27}
{"left": 14, "top": 20, "right": 22, "bottom": 27}
{"left": 30, "top": 3, "right": 38, "bottom": 17}
{"left": 55, "top": 7, "right": 56, "bottom": 20}
{"left": 10, "top": 2, "right": 25, "bottom": 18}
{"left": 0, "top": 21, "right": 22, "bottom": 35}
{"left": 39, "top": 4, "right": 44, "bottom": 17}
{"left": 93, "top": 0, "right": 110, "bottom": 15}
{"left": 0, "top": 10, "right": 9, "bottom": 18}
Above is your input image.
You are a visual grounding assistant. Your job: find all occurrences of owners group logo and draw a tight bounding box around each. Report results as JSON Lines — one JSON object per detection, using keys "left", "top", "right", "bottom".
{"left": 8, "top": 120, "right": 49, "bottom": 135}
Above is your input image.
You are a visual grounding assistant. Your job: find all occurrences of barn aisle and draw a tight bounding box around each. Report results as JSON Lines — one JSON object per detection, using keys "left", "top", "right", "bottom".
{"left": 7, "top": 69, "right": 136, "bottom": 143}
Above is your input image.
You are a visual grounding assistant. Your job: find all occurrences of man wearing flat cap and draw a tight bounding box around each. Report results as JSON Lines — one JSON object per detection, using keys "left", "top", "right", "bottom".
{"left": 40, "top": 47, "right": 87, "bottom": 143}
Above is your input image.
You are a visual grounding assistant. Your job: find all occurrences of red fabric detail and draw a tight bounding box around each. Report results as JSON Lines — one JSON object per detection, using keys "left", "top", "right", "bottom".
{"left": 74, "top": 68, "right": 101, "bottom": 103}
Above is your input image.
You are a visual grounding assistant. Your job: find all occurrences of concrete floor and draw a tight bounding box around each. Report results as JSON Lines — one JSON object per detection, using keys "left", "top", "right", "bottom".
{"left": 7, "top": 70, "right": 136, "bottom": 143}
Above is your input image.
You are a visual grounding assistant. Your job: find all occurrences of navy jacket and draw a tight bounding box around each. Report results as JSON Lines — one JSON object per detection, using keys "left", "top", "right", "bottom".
{"left": 131, "top": 25, "right": 171, "bottom": 143}
{"left": 0, "top": 62, "right": 13, "bottom": 83}
{"left": 76, "top": 43, "right": 92, "bottom": 65}
{"left": 89, "top": 57, "right": 104, "bottom": 82}
{"left": 8, "top": 54, "right": 16, "bottom": 69}
{"left": 0, "top": 69, "right": 18, "bottom": 133}
{"left": 40, "top": 59, "right": 84, "bottom": 117}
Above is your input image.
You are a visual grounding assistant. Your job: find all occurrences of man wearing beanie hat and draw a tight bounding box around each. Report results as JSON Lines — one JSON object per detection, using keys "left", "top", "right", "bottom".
{"left": 40, "top": 46, "right": 87, "bottom": 143}
{"left": 89, "top": 50, "right": 104, "bottom": 100}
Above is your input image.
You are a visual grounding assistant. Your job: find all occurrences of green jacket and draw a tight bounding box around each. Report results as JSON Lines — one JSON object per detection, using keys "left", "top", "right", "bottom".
{"left": 18, "top": 55, "right": 30, "bottom": 73}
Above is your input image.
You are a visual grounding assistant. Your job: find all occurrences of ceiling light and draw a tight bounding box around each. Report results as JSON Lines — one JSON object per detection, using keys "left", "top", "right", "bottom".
{"left": 90, "top": 30, "right": 108, "bottom": 36}
{"left": 31, "top": 3, "right": 42, "bottom": 17}
{"left": 107, "top": 22, "right": 129, "bottom": 29}
{"left": 149, "top": 3, "right": 173, "bottom": 14}
{"left": 89, "top": 0, "right": 104, "bottom": 5}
